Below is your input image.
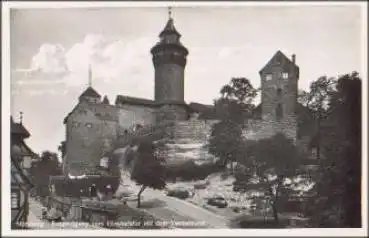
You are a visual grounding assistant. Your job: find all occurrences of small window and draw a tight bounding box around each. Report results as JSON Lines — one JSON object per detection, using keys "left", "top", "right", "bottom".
{"left": 266, "top": 74, "right": 272, "bottom": 81}
{"left": 282, "top": 72, "right": 289, "bottom": 79}
{"left": 11, "top": 191, "right": 19, "bottom": 209}
{"left": 86, "top": 123, "right": 92, "bottom": 128}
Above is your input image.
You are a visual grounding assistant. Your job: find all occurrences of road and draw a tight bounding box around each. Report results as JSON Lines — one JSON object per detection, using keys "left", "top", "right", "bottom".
{"left": 127, "top": 188, "right": 229, "bottom": 228}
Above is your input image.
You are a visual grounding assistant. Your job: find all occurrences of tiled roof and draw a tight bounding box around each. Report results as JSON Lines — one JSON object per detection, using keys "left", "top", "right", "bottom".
{"left": 159, "top": 18, "right": 181, "bottom": 37}
{"left": 11, "top": 117, "right": 30, "bottom": 138}
{"left": 115, "top": 95, "right": 157, "bottom": 107}
{"left": 79, "top": 86, "right": 101, "bottom": 99}
{"left": 259, "top": 50, "right": 299, "bottom": 75}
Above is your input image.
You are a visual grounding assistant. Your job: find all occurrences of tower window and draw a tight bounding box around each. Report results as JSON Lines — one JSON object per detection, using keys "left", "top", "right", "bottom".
{"left": 282, "top": 72, "right": 289, "bottom": 79}
{"left": 266, "top": 74, "right": 272, "bottom": 81}
{"left": 276, "top": 103, "right": 283, "bottom": 120}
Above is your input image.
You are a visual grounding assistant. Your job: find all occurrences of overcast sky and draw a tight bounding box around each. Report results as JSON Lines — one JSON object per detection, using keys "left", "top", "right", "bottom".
{"left": 8, "top": 3, "right": 365, "bottom": 155}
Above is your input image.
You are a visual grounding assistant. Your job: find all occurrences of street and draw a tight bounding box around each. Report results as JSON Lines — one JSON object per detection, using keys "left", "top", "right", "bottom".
{"left": 127, "top": 188, "right": 229, "bottom": 228}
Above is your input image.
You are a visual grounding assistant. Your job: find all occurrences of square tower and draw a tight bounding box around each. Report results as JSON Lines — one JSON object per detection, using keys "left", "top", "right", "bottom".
{"left": 259, "top": 51, "right": 299, "bottom": 141}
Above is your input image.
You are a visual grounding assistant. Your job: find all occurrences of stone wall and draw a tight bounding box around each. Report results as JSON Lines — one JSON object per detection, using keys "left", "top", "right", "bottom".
{"left": 116, "top": 104, "right": 156, "bottom": 132}
{"left": 157, "top": 119, "right": 218, "bottom": 165}
{"left": 156, "top": 104, "right": 188, "bottom": 122}
{"left": 64, "top": 104, "right": 118, "bottom": 176}
{"left": 243, "top": 117, "right": 297, "bottom": 142}
{"left": 155, "top": 64, "right": 185, "bottom": 102}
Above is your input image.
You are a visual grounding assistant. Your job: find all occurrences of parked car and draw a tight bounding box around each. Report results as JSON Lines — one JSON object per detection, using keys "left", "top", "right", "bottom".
{"left": 207, "top": 196, "right": 228, "bottom": 208}
{"left": 166, "top": 189, "right": 190, "bottom": 199}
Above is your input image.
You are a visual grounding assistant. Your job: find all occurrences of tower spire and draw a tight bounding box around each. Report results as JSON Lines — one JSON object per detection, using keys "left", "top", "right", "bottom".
{"left": 168, "top": 6, "right": 172, "bottom": 19}
{"left": 88, "top": 63, "right": 92, "bottom": 87}
{"left": 19, "top": 111, "right": 23, "bottom": 125}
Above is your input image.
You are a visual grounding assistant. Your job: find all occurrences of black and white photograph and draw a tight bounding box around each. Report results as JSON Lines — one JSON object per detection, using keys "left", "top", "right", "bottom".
{"left": 1, "top": 1, "right": 367, "bottom": 236}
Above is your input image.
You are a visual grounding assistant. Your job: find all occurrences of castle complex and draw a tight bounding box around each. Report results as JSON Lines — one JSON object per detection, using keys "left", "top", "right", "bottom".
{"left": 63, "top": 11, "right": 310, "bottom": 176}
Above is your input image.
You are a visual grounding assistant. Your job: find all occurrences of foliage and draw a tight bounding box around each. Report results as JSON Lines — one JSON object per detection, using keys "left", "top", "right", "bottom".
{"left": 236, "top": 133, "right": 304, "bottom": 224}
{"left": 57, "top": 141, "right": 66, "bottom": 159}
{"left": 305, "top": 72, "right": 362, "bottom": 227}
{"left": 130, "top": 141, "right": 166, "bottom": 208}
{"left": 30, "top": 151, "right": 62, "bottom": 197}
{"left": 207, "top": 121, "right": 244, "bottom": 167}
{"left": 208, "top": 77, "right": 257, "bottom": 169}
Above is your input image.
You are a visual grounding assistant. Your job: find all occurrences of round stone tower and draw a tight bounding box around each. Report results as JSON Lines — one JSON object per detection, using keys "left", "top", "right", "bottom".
{"left": 151, "top": 8, "right": 190, "bottom": 121}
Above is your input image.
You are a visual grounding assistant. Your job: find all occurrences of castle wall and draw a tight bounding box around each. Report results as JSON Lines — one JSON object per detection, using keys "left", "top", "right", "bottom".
{"left": 243, "top": 117, "right": 297, "bottom": 142}
{"left": 155, "top": 64, "right": 184, "bottom": 102}
{"left": 156, "top": 104, "right": 188, "bottom": 122}
{"left": 116, "top": 104, "right": 156, "bottom": 133}
{"left": 64, "top": 104, "right": 118, "bottom": 176}
{"left": 157, "top": 119, "right": 218, "bottom": 165}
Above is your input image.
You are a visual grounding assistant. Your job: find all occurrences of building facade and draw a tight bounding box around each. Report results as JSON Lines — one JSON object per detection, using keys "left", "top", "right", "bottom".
{"left": 11, "top": 117, "right": 34, "bottom": 229}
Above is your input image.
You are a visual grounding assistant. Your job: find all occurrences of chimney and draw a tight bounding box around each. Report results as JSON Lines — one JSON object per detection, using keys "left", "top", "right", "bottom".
{"left": 292, "top": 54, "right": 296, "bottom": 64}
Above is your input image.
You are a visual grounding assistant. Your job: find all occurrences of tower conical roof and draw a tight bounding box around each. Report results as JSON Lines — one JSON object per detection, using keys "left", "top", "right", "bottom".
{"left": 159, "top": 18, "right": 181, "bottom": 38}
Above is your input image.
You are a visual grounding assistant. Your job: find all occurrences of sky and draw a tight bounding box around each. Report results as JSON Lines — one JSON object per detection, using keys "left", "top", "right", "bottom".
{"left": 7, "top": 3, "right": 365, "bottom": 155}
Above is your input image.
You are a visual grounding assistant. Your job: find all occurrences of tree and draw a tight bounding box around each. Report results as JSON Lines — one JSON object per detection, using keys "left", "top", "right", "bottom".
{"left": 299, "top": 76, "right": 336, "bottom": 160}
{"left": 57, "top": 141, "right": 66, "bottom": 159}
{"left": 306, "top": 72, "right": 362, "bottom": 227}
{"left": 130, "top": 141, "right": 166, "bottom": 208}
{"left": 208, "top": 120, "right": 243, "bottom": 168}
{"left": 239, "top": 133, "right": 303, "bottom": 224}
{"left": 208, "top": 78, "right": 257, "bottom": 170}
{"left": 31, "top": 151, "right": 62, "bottom": 197}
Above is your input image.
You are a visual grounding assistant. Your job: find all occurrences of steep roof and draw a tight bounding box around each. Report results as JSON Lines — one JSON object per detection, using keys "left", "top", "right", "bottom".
{"left": 259, "top": 50, "right": 299, "bottom": 75}
{"left": 115, "top": 95, "right": 157, "bottom": 107}
{"left": 159, "top": 18, "right": 181, "bottom": 37}
{"left": 11, "top": 117, "right": 30, "bottom": 138}
{"left": 64, "top": 102, "right": 118, "bottom": 124}
{"left": 79, "top": 86, "right": 101, "bottom": 99}
{"left": 102, "top": 95, "right": 110, "bottom": 104}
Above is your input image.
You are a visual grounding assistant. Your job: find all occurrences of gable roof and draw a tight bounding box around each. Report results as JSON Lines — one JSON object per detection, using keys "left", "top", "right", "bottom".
{"left": 64, "top": 102, "right": 118, "bottom": 124}
{"left": 259, "top": 50, "right": 299, "bottom": 75}
{"left": 115, "top": 95, "right": 157, "bottom": 107}
{"left": 79, "top": 86, "right": 101, "bottom": 99}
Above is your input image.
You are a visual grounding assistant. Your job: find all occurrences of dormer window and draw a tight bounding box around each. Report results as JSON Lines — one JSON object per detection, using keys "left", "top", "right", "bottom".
{"left": 266, "top": 74, "right": 272, "bottom": 81}
{"left": 282, "top": 72, "right": 289, "bottom": 79}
